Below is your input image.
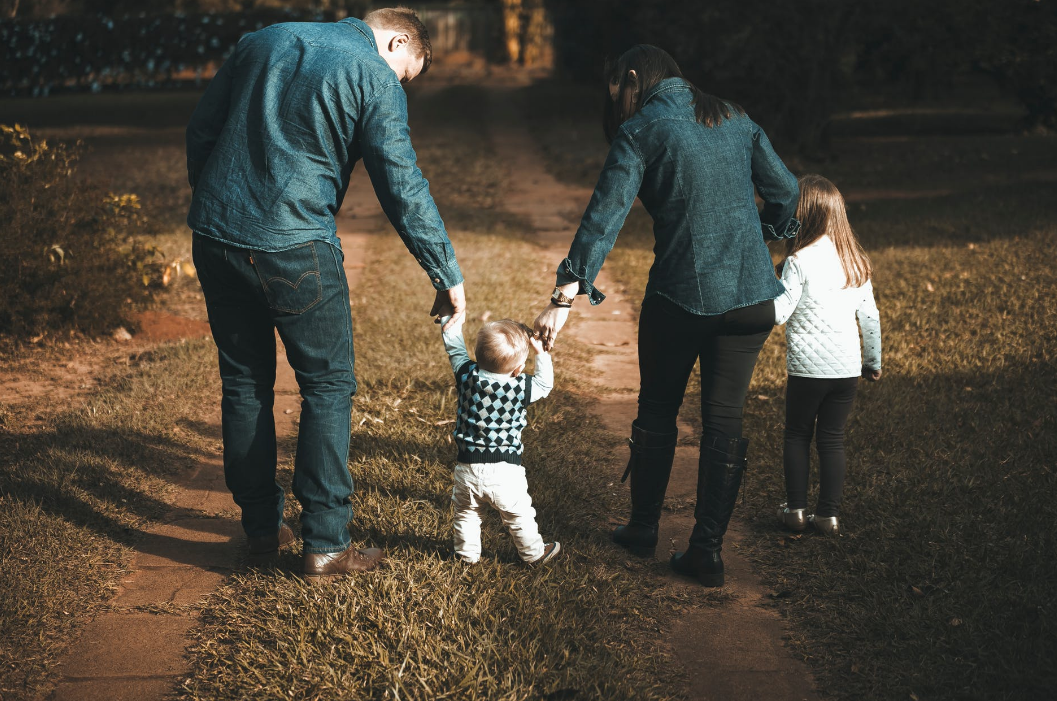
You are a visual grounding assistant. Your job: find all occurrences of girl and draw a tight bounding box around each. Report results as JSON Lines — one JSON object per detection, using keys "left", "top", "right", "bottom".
{"left": 773, "top": 174, "right": 882, "bottom": 536}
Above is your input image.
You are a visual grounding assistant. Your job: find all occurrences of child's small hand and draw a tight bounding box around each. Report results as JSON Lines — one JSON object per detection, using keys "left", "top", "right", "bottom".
{"left": 862, "top": 366, "right": 882, "bottom": 382}
{"left": 437, "top": 314, "right": 464, "bottom": 329}
{"left": 528, "top": 332, "right": 547, "bottom": 355}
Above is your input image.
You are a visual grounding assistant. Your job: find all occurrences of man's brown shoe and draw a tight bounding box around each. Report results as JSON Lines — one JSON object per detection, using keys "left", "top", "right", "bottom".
{"left": 303, "top": 545, "right": 385, "bottom": 581}
{"left": 247, "top": 522, "right": 296, "bottom": 558}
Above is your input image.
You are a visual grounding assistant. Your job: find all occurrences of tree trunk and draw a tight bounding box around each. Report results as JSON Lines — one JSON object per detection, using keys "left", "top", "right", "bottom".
{"left": 501, "top": 0, "right": 522, "bottom": 64}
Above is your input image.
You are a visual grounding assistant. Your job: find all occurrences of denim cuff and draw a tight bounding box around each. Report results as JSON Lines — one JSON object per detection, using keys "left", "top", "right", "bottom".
{"left": 428, "top": 258, "right": 464, "bottom": 291}
{"left": 556, "top": 258, "right": 606, "bottom": 305}
{"left": 763, "top": 217, "right": 801, "bottom": 240}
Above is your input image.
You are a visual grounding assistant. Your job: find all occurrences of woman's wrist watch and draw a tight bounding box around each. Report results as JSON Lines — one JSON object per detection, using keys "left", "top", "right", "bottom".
{"left": 550, "top": 287, "right": 574, "bottom": 308}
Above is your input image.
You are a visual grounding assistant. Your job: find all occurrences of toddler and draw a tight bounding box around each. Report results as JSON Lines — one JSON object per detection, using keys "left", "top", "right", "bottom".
{"left": 440, "top": 316, "right": 560, "bottom": 564}
{"left": 773, "top": 174, "right": 882, "bottom": 535}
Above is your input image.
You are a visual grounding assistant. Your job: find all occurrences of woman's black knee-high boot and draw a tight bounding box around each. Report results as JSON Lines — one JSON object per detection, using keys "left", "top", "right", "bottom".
{"left": 670, "top": 435, "right": 749, "bottom": 586}
{"left": 611, "top": 421, "right": 677, "bottom": 557}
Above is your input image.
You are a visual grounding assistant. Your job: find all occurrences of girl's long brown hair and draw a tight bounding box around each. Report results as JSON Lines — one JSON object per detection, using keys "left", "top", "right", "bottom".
{"left": 786, "top": 174, "right": 872, "bottom": 288}
{"left": 603, "top": 44, "right": 744, "bottom": 144}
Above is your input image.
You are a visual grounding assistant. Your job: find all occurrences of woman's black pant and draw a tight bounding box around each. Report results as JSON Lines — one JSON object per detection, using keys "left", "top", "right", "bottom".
{"left": 783, "top": 375, "right": 858, "bottom": 517}
{"left": 636, "top": 295, "right": 774, "bottom": 440}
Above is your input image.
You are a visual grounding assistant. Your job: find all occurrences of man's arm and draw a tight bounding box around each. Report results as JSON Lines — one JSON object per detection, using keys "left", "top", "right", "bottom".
{"left": 186, "top": 56, "right": 236, "bottom": 192}
{"left": 359, "top": 82, "right": 463, "bottom": 295}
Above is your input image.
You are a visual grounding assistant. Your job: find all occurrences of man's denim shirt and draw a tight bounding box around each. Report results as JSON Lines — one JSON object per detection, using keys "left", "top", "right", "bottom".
{"left": 186, "top": 18, "right": 462, "bottom": 290}
{"left": 557, "top": 78, "right": 800, "bottom": 315}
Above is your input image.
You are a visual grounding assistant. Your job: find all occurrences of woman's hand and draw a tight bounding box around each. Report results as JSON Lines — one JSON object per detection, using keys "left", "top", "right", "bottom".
{"left": 534, "top": 304, "right": 571, "bottom": 351}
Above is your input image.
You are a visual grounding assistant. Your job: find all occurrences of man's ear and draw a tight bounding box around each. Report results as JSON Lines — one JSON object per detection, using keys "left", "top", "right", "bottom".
{"left": 388, "top": 32, "right": 410, "bottom": 53}
{"left": 627, "top": 69, "right": 638, "bottom": 86}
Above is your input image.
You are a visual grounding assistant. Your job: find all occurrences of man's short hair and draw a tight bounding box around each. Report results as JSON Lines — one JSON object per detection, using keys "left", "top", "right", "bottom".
{"left": 475, "top": 320, "right": 531, "bottom": 375}
{"left": 364, "top": 7, "right": 433, "bottom": 75}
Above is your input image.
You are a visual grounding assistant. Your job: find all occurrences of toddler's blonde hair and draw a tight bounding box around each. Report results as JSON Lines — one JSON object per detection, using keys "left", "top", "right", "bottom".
{"left": 475, "top": 319, "right": 531, "bottom": 375}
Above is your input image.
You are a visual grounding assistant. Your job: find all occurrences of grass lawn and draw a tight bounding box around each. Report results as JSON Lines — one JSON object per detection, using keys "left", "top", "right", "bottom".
{"left": 520, "top": 79, "right": 1057, "bottom": 700}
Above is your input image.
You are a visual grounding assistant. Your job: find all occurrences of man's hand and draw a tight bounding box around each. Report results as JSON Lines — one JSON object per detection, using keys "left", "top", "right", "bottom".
{"left": 862, "top": 366, "right": 882, "bottom": 382}
{"left": 431, "top": 282, "right": 466, "bottom": 331}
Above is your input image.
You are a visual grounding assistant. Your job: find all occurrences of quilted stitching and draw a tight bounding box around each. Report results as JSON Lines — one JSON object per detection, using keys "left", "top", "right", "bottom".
{"left": 784, "top": 239, "right": 871, "bottom": 378}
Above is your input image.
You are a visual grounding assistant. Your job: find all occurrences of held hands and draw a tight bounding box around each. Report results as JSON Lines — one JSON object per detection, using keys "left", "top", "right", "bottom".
{"left": 533, "top": 303, "right": 570, "bottom": 352}
{"left": 431, "top": 282, "right": 466, "bottom": 331}
{"left": 862, "top": 366, "right": 882, "bottom": 382}
{"left": 534, "top": 282, "right": 578, "bottom": 350}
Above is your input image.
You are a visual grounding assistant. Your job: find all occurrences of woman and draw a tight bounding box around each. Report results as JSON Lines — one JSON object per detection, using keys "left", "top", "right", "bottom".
{"left": 534, "top": 45, "right": 799, "bottom": 587}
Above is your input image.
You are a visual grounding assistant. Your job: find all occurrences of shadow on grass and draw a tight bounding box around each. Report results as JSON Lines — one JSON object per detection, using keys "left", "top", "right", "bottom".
{"left": 0, "top": 416, "right": 242, "bottom": 563}
{"left": 734, "top": 358, "right": 1057, "bottom": 700}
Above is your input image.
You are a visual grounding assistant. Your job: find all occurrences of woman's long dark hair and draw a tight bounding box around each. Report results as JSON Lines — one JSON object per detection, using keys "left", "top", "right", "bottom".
{"left": 603, "top": 44, "right": 744, "bottom": 144}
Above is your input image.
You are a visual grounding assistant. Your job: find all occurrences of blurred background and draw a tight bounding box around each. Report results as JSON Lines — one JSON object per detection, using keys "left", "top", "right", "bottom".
{"left": 2, "top": 0, "right": 1055, "bottom": 151}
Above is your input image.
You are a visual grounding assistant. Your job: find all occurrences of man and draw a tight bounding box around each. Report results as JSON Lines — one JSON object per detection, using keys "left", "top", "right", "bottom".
{"left": 186, "top": 8, "right": 465, "bottom": 580}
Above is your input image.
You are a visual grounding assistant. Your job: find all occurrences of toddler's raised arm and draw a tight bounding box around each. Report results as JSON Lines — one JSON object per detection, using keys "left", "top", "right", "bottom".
{"left": 439, "top": 316, "right": 471, "bottom": 374}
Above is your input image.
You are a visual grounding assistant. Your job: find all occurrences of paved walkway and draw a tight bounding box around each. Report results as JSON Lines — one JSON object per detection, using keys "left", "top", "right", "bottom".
{"left": 486, "top": 86, "right": 820, "bottom": 701}
{"left": 39, "top": 172, "right": 379, "bottom": 701}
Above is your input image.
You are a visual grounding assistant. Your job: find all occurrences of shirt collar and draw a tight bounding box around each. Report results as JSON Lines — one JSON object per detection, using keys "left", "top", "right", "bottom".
{"left": 642, "top": 77, "right": 690, "bottom": 106}
{"left": 340, "top": 17, "right": 377, "bottom": 50}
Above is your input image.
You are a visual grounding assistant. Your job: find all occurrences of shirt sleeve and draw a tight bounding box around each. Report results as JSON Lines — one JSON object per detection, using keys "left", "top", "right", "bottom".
{"left": 772, "top": 256, "right": 804, "bottom": 325}
{"left": 857, "top": 281, "right": 882, "bottom": 371}
{"left": 440, "top": 317, "right": 471, "bottom": 374}
{"left": 185, "top": 54, "right": 235, "bottom": 192}
{"left": 359, "top": 82, "right": 463, "bottom": 291}
{"left": 750, "top": 121, "right": 801, "bottom": 241}
{"left": 528, "top": 352, "right": 553, "bottom": 403}
{"left": 555, "top": 127, "right": 646, "bottom": 305}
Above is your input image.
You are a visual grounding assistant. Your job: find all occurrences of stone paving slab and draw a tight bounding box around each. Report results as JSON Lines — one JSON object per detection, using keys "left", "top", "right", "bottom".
{"left": 170, "top": 458, "right": 235, "bottom": 516}
{"left": 51, "top": 613, "right": 194, "bottom": 680}
{"left": 49, "top": 677, "right": 182, "bottom": 701}
{"left": 132, "top": 518, "right": 242, "bottom": 569}
{"left": 111, "top": 566, "right": 228, "bottom": 608}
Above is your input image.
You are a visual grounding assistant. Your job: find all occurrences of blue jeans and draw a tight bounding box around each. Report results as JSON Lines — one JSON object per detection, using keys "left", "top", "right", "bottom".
{"left": 193, "top": 234, "right": 355, "bottom": 554}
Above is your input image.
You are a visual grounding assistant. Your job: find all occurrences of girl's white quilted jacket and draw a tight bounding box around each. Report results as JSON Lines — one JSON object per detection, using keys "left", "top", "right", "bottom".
{"left": 773, "top": 235, "right": 882, "bottom": 378}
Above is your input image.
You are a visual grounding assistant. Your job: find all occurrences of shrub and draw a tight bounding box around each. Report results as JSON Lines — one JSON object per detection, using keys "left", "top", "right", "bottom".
{"left": 0, "top": 123, "right": 159, "bottom": 340}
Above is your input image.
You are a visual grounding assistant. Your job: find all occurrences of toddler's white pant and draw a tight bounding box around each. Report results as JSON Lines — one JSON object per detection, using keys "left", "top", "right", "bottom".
{"left": 451, "top": 462, "right": 545, "bottom": 563}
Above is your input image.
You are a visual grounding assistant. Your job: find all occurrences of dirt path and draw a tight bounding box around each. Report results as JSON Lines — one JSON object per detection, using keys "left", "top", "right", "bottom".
{"left": 36, "top": 173, "right": 379, "bottom": 701}
{"left": 487, "top": 86, "right": 821, "bottom": 701}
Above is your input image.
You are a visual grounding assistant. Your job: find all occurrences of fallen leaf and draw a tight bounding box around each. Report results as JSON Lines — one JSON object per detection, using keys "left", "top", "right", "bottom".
{"left": 925, "top": 282, "right": 935, "bottom": 292}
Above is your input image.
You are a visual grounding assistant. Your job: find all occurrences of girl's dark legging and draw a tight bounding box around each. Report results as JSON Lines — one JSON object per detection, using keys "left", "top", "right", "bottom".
{"left": 783, "top": 375, "right": 859, "bottom": 517}
{"left": 636, "top": 295, "right": 773, "bottom": 440}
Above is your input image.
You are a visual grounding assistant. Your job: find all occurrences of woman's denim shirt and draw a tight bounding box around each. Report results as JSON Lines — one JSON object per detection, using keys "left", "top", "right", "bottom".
{"left": 186, "top": 18, "right": 462, "bottom": 291}
{"left": 557, "top": 78, "right": 799, "bottom": 315}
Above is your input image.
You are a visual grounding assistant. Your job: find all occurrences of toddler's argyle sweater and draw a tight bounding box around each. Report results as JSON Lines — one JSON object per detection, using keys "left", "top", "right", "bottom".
{"left": 453, "top": 361, "right": 532, "bottom": 465}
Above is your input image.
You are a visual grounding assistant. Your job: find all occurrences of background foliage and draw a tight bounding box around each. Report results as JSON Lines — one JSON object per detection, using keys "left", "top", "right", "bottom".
{"left": 0, "top": 124, "right": 155, "bottom": 338}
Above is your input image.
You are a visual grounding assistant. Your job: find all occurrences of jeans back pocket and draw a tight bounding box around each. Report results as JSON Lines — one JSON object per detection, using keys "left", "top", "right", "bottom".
{"left": 252, "top": 242, "right": 323, "bottom": 314}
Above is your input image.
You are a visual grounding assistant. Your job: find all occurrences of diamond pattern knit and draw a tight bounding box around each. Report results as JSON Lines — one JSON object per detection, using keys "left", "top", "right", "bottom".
{"left": 453, "top": 361, "right": 532, "bottom": 465}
